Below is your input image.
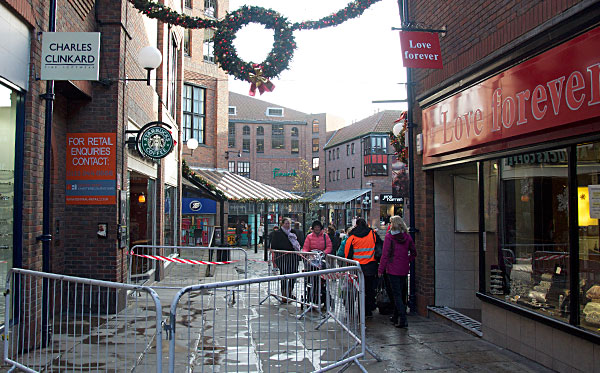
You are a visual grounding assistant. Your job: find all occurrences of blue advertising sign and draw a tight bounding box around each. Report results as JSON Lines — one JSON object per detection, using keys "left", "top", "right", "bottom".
{"left": 182, "top": 198, "right": 217, "bottom": 214}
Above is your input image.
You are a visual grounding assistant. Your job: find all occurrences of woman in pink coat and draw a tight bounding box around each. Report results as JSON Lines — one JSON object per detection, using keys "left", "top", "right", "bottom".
{"left": 302, "top": 220, "right": 332, "bottom": 254}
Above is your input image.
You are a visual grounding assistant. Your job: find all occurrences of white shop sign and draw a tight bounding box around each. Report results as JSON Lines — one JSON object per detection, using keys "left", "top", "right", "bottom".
{"left": 589, "top": 185, "right": 600, "bottom": 219}
{"left": 41, "top": 32, "right": 100, "bottom": 81}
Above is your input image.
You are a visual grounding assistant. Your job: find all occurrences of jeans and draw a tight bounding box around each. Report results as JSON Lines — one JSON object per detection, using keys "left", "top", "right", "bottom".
{"left": 387, "top": 274, "right": 408, "bottom": 325}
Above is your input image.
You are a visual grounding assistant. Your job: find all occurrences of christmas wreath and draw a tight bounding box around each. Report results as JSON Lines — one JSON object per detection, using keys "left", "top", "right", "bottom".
{"left": 389, "top": 112, "right": 408, "bottom": 164}
{"left": 128, "top": 0, "right": 382, "bottom": 93}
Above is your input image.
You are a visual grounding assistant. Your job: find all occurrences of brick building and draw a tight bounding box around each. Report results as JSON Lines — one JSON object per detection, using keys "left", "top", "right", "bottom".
{"left": 226, "top": 92, "right": 344, "bottom": 193}
{"left": 320, "top": 110, "right": 403, "bottom": 230}
{"left": 0, "top": 0, "right": 229, "bottom": 298}
{"left": 406, "top": 0, "right": 600, "bottom": 369}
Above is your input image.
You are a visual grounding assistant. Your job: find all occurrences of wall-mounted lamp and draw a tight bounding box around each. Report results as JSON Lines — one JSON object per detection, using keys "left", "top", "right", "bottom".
{"left": 185, "top": 138, "right": 199, "bottom": 156}
{"left": 374, "top": 195, "right": 380, "bottom": 202}
{"left": 138, "top": 193, "right": 146, "bottom": 204}
{"left": 137, "top": 46, "right": 162, "bottom": 85}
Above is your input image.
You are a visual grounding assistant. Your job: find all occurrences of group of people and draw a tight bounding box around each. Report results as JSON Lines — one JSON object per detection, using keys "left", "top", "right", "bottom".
{"left": 268, "top": 216, "right": 417, "bottom": 328}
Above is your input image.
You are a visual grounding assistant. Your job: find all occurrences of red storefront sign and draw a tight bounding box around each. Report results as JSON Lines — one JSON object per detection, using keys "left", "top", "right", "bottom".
{"left": 399, "top": 31, "right": 443, "bottom": 69}
{"left": 422, "top": 27, "right": 600, "bottom": 165}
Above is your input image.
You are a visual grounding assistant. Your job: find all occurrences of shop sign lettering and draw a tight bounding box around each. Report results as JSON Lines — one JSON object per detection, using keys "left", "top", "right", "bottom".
{"left": 41, "top": 32, "right": 100, "bottom": 81}
{"left": 380, "top": 194, "right": 404, "bottom": 204}
{"left": 422, "top": 27, "right": 600, "bottom": 165}
{"left": 66, "top": 133, "right": 116, "bottom": 205}
{"left": 503, "top": 150, "right": 567, "bottom": 167}
{"left": 273, "top": 168, "right": 297, "bottom": 178}
{"left": 399, "top": 31, "right": 443, "bottom": 69}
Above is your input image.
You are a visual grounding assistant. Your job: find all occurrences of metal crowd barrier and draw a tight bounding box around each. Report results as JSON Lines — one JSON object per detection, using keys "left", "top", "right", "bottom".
{"left": 165, "top": 251, "right": 381, "bottom": 372}
{"left": 128, "top": 245, "right": 249, "bottom": 289}
{"left": 3, "top": 268, "right": 163, "bottom": 372}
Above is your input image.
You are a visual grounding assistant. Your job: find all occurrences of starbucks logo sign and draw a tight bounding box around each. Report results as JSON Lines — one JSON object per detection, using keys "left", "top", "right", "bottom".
{"left": 137, "top": 123, "right": 174, "bottom": 159}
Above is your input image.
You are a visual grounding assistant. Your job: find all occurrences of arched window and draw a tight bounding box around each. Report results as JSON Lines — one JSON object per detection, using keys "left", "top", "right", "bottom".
{"left": 291, "top": 127, "right": 299, "bottom": 137}
{"left": 257, "top": 126, "right": 264, "bottom": 136}
{"left": 243, "top": 125, "right": 250, "bottom": 136}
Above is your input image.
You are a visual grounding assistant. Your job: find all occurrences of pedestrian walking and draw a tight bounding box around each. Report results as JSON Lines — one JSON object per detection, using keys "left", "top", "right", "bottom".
{"left": 327, "top": 224, "right": 341, "bottom": 255}
{"left": 378, "top": 216, "right": 416, "bottom": 328}
{"left": 270, "top": 218, "right": 302, "bottom": 302}
{"left": 235, "top": 219, "right": 243, "bottom": 246}
{"left": 257, "top": 223, "right": 264, "bottom": 245}
{"left": 302, "top": 220, "right": 332, "bottom": 254}
{"left": 343, "top": 218, "right": 378, "bottom": 317}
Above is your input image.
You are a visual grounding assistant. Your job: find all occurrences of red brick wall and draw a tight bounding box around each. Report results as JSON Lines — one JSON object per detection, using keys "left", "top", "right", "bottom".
{"left": 407, "top": 0, "right": 584, "bottom": 314}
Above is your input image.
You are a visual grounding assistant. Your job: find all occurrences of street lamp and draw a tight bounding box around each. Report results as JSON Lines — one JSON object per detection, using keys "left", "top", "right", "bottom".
{"left": 137, "top": 46, "right": 162, "bottom": 85}
{"left": 186, "top": 138, "right": 199, "bottom": 156}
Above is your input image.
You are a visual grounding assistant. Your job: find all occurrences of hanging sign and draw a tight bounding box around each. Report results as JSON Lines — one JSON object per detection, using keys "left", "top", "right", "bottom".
{"left": 66, "top": 133, "right": 116, "bottom": 205}
{"left": 399, "top": 31, "right": 443, "bottom": 69}
{"left": 136, "top": 122, "right": 175, "bottom": 159}
{"left": 41, "top": 32, "right": 101, "bottom": 80}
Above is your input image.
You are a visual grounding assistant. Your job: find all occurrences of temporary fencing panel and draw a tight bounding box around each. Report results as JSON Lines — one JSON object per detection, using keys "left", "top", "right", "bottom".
{"left": 128, "top": 245, "right": 248, "bottom": 289}
{"left": 166, "top": 253, "right": 381, "bottom": 372}
{"left": 3, "top": 268, "right": 163, "bottom": 372}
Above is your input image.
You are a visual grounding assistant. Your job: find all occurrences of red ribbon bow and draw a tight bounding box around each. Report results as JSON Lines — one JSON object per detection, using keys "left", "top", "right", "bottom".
{"left": 248, "top": 64, "right": 275, "bottom": 96}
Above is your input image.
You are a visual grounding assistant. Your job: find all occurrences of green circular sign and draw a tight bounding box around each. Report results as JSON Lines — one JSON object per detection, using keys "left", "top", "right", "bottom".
{"left": 138, "top": 125, "right": 174, "bottom": 159}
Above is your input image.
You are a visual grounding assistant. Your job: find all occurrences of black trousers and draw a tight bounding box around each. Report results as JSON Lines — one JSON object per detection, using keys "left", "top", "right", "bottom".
{"left": 274, "top": 253, "right": 299, "bottom": 296}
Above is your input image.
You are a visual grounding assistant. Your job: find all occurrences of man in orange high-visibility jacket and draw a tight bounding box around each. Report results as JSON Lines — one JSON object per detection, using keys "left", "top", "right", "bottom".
{"left": 344, "top": 218, "right": 380, "bottom": 317}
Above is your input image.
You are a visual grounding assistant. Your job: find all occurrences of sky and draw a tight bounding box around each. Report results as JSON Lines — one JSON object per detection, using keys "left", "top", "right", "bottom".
{"left": 227, "top": 0, "right": 408, "bottom": 125}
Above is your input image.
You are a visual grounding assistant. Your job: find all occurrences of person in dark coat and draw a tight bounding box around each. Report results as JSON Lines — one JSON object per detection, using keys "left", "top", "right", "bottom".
{"left": 327, "top": 224, "right": 341, "bottom": 255}
{"left": 270, "top": 218, "right": 302, "bottom": 301}
{"left": 293, "top": 222, "right": 305, "bottom": 247}
{"left": 378, "top": 215, "right": 416, "bottom": 328}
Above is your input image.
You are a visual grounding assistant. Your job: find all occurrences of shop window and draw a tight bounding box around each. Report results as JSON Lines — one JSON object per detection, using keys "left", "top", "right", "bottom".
{"left": 484, "top": 149, "right": 570, "bottom": 323}
{"left": 238, "top": 161, "right": 250, "bottom": 178}
{"left": 228, "top": 161, "right": 235, "bottom": 172}
{"left": 164, "top": 186, "right": 177, "bottom": 246}
{"left": 243, "top": 125, "right": 250, "bottom": 136}
{"left": 242, "top": 138, "right": 250, "bottom": 153}
{"left": 272, "top": 124, "right": 284, "bottom": 149}
{"left": 312, "top": 157, "right": 319, "bottom": 170}
{"left": 228, "top": 123, "right": 235, "bottom": 148}
{"left": 312, "top": 138, "right": 319, "bottom": 153}
{"left": 291, "top": 139, "right": 299, "bottom": 154}
{"left": 577, "top": 142, "right": 600, "bottom": 332}
{"left": 257, "top": 126, "right": 264, "bottom": 136}
{"left": 256, "top": 138, "right": 264, "bottom": 153}
{"left": 183, "top": 84, "right": 205, "bottom": 143}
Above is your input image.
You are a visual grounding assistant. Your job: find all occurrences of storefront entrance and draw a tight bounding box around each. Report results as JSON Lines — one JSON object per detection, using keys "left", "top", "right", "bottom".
{"left": 129, "top": 173, "right": 155, "bottom": 248}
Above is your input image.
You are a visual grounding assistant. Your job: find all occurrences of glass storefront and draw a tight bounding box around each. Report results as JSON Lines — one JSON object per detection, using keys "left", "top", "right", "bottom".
{"left": 482, "top": 143, "right": 600, "bottom": 334}
{"left": 0, "top": 83, "right": 18, "bottom": 317}
{"left": 164, "top": 185, "right": 177, "bottom": 246}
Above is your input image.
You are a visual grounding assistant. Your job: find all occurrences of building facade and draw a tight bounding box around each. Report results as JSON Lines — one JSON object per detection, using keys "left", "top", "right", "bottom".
{"left": 226, "top": 92, "right": 344, "bottom": 194}
{"left": 323, "top": 110, "right": 403, "bottom": 230}
{"left": 0, "top": 0, "right": 229, "bottom": 295}
{"left": 408, "top": 0, "right": 600, "bottom": 370}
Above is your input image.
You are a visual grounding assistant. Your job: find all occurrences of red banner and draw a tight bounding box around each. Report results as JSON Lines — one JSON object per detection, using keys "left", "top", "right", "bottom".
{"left": 399, "top": 31, "right": 443, "bottom": 69}
{"left": 422, "top": 27, "right": 600, "bottom": 165}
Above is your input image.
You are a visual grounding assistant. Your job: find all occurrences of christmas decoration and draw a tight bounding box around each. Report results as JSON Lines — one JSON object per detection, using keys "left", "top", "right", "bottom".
{"left": 127, "top": 0, "right": 382, "bottom": 88}
{"left": 390, "top": 112, "right": 408, "bottom": 164}
{"left": 248, "top": 64, "right": 275, "bottom": 96}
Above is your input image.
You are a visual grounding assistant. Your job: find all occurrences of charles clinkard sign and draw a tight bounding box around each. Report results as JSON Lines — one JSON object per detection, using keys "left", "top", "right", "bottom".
{"left": 41, "top": 32, "right": 101, "bottom": 81}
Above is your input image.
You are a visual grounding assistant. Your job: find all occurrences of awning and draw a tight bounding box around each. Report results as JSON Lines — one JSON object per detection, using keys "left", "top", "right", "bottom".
{"left": 314, "top": 189, "right": 371, "bottom": 204}
{"left": 189, "top": 168, "right": 301, "bottom": 202}
{"left": 182, "top": 177, "right": 200, "bottom": 190}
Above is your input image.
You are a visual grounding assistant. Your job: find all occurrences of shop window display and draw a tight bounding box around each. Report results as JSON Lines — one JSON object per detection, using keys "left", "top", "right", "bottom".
{"left": 485, "top": 149, "right": 570, "bottom": 322}
{"left": 577, "top": 142, "right": 600, "bottom": 331}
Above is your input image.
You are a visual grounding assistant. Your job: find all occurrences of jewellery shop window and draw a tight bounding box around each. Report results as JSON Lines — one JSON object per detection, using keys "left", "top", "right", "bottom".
{"left": 483, "top": 149, "right": 570, "bottom": 323}
{"left": 577, "top": 142, "right": 600, "bottom": 332}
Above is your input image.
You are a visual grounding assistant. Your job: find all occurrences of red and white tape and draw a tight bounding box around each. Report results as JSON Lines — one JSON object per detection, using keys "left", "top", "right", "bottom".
{"left": 129, "top": 251, "right": 238, "bottom": 265}
{"left": 535, "top": 254, "right": 568, "bottom": 261}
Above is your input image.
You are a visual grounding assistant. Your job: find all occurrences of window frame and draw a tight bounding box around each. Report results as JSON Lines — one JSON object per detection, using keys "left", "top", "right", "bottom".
{"left": 228, "top": 123, "right": 235, "bottom": 148}
{"left": 242, "top": 125, "right": 250, "bottom": 136}
{"left": 237, "top": 161, "right": 250, "bottom": 178}
{"left": 312, "top": 157, "right": 319, "bottom": 170}
{"left": 272, "top": 124, "right": 285, "bottom": 149}
{"left": 312, "top": 138, "right": 319, "bottom": 153}
{"left": 267, "top": 107, "right": 284, "bottom": 117}
{"left": 312, "top": 119, "right": 319, "bottom": 133}
{"left": 183, "top": 84, "right": 205, "bottom": 143}
{"left": 256, "top": 138, "right": 264, "bottom": 153}
{"left": 291, "top": 139, "right": 299, "bottom": 154}
{"left": 242, "top": 138, "right": 250, "bottom": 153}
{"left": 257, "top": 126, "right": 264, "bottom": 136}
{"left": 228, "top": 106, "right": 236, "bottom": 115}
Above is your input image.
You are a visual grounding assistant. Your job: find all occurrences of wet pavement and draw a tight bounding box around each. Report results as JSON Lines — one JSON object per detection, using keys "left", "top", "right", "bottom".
{"left": 1, "top": 247, "right": 555, "bottom": 372}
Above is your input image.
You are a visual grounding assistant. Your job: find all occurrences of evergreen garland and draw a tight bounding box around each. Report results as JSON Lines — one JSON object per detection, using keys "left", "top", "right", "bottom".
{"left": 127, "top": 0, "right": 381, "bottom": 83}
{"left": 389, "top": 113, "right": 408, "bottom": 164}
